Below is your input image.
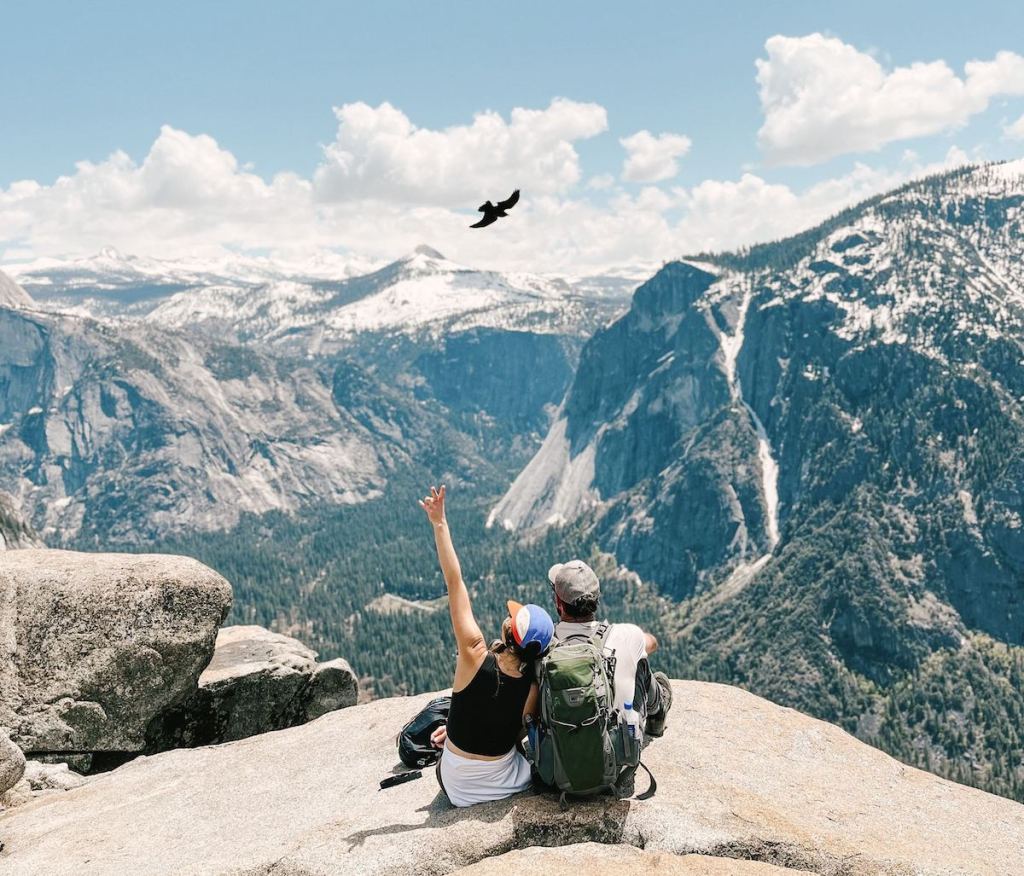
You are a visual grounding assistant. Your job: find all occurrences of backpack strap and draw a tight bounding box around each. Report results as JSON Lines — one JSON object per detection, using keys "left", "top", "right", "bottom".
{"left": 634, "top": 759, "right": 657, "bottom": 800}
{"left": 591, "top": 622, "right": 613, "bottom": 649}
{"left": 590, "top": 623, "right": 616, "bottom": 690}
{"left": 561, "top": 622, "right": 613, "bottom": 646}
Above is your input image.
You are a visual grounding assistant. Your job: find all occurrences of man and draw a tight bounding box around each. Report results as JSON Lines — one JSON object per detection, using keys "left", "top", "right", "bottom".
{"left": 548, "top": 559, "right": 672, "bottom": 737}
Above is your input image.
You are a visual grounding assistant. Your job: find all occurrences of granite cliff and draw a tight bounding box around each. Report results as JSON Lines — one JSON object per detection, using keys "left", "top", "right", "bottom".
{"left": 0, "top": 681, "right": 1021, "bottom": 875}
{"left": 491, "top": 162, "right": 1024, "bottom": 797}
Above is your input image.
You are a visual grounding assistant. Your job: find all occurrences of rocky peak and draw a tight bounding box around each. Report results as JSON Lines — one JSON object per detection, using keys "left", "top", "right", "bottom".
{"left": 410, "top": 244, "right": 446, "bottom": 260}
{"left": 0, "top": 271, "right": 33, "bottom": 310}
{"left": 630, "top": 260, "right": 718, "bottom": 322}
{"left": 95, "top": 245, "right": 127, "bottom": 262}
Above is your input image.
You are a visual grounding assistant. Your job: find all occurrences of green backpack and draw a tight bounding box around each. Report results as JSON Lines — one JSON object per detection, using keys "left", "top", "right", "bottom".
{"left": 525, "top": 624, "right": 652, "bottom": 802}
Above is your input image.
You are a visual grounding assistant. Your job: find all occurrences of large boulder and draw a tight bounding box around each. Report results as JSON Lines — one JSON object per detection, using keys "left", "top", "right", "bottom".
{"left": 0, "top": 550, "right": 231, "bottom": 754}
{"left": 147, "top": 625, "right": 358, "bottom": 749}
{"left": 0, "top": 681, "right": 1020, "bottom": 875}
{"left": 1, "top": 760, "right": 87, "bottom": 810}
{"left": 0, "top": 733, "right": 25, "bottom": 795}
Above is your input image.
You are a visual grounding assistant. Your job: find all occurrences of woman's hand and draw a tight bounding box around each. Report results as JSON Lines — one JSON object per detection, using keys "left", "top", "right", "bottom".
{"left": 419, "top": 484, "right": 447, "bottom": 526}
{"left": 430, "top": 724, "right": 447, "bottom": 749}
{"left": 420, "top": 482, "right": 485, "bottom": 672}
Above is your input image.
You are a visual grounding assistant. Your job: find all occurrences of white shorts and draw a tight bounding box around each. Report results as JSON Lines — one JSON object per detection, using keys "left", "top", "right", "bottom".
{"left": 437, "top": 743, "right": 532, "bottom": 807}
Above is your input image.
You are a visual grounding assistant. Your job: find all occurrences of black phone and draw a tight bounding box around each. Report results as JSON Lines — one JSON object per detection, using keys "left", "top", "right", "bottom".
{"left": 379, "top": 770, "right": 423, "bottom": 790}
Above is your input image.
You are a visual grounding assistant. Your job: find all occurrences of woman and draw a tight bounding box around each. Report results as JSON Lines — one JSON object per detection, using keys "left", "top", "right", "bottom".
{"left": 418, "top": 484, "right": 553, "bottom": 807}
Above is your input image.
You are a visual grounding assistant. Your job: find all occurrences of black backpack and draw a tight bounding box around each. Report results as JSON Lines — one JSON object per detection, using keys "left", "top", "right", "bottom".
{"left": 397, "top": 696, "right": 451, "bottom": 768}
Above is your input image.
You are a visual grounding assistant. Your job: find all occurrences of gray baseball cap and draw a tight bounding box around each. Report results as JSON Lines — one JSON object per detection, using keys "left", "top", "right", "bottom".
{"left": 548, "top": 559, "right": 601, "bottom": 603}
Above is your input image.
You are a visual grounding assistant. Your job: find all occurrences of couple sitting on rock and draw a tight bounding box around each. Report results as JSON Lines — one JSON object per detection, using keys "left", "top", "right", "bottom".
{"left": 419, "top": 485, "right": 672, "bottom": 808}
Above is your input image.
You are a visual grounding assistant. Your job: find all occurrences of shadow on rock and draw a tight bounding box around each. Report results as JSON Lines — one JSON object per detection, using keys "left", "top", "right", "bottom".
{"left": 342, "top": 786, "right": 634, "bottom": 859}
{"left": 341, "top": 789, "right": 518, "bottom": 851}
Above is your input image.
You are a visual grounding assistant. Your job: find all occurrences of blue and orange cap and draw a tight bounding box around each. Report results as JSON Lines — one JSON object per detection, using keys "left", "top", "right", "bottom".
{"left": 506, "top": 600, "right": 554, "bottom": 654}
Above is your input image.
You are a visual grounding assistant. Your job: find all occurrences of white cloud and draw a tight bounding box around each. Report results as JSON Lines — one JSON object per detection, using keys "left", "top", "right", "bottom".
{"left": 620, "top": 130, "right": 692, "bottom": 182}
{"left": 0, "top": 125, "right": 315, "bottom": 260}
{"left": 0, "top": 102, "right": 979, "bottom": 275}
{"left": 1005, "top": 114, "right": 1024, "bottom": 140}
{"left": 318, "top": 144, "right": 973, "bottom": 268}
{"left": 586, "top": 173, "right": 616, "bottom": 190}
{"left": 313, "top": 98, "right": 607, "bottom": 205}
{"left": 646, "top": 145, "right": 967, "bottom": 255}
{"left": 757, "top": 34, "right": 1024, "bottom": 165}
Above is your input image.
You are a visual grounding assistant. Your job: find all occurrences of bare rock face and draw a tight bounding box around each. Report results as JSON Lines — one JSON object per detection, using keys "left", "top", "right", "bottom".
{"left": 0, "top": 681, "right": 1020, "bottom": 875}
{"left": 146, "top": 625, "right": 358, "bottom": 750}
{"left": 0, "top": 550, "right": 232, "bottom": 754}
{"left": 0, "top": 270, "right": 33, "bottom": 310}
{"left": 0, "top": 493, "right": 42, "bottom": 551}
{"left": 0, "top": 733, "right": 25, "bottom": 795}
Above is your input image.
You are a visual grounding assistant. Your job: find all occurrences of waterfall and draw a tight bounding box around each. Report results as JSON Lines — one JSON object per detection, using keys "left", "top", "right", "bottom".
{"left": 719, "top": 283, "right": 781, "bottom": 550}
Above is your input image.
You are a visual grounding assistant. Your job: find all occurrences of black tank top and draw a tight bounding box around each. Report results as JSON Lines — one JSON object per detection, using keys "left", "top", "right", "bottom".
{"left": 447, "top": 652, "right": 532, "bottom": 757}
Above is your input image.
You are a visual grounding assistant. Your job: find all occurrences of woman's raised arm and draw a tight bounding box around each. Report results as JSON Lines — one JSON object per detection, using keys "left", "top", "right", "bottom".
{"left": 419, "top": 485, "right": 486, "bottom": 656}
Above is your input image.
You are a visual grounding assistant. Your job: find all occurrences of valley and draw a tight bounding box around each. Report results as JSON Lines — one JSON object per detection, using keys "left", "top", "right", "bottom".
{"left": 2, "top": 161, "right": 1024, "bottom": 802}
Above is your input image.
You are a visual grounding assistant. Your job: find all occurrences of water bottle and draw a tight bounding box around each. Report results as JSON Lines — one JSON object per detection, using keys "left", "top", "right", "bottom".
{"left": 622, "top": 700, "right": 642, "bottom": 746}
{"left": 525, "top": 713, "right": 539, "bottom": 759}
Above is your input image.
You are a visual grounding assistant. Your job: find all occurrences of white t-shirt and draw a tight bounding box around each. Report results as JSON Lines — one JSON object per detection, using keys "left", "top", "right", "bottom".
{"left": 553, "top": 621, "right": 648, "bottom": 712}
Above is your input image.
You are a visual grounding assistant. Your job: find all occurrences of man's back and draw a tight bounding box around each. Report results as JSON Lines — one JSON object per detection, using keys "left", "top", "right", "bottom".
{"left": 553, "top": 620, "right": 647, "bottom": 712}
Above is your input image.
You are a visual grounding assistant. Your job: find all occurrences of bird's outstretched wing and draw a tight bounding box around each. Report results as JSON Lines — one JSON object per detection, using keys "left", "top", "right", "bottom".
{"left": 470, "top": 214, "right": 498, "bottom": 228}
{"left": 496, "top": 189, "right": 520, "bottom": 211}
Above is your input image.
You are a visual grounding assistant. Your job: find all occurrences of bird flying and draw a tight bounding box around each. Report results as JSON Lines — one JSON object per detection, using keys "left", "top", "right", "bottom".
{"left": 469, "top": 189, "right": 520, "bottom": 228}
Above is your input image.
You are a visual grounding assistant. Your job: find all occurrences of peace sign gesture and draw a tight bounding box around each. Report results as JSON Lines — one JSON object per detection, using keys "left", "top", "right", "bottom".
{"left": 419, "top": 484, "right": 447, "bottom": 526}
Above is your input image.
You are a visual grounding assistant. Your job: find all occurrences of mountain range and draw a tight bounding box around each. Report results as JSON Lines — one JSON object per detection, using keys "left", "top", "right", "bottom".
{"left": 2, "top": 160, "right": 1024, "bottom": 801}
{"left": 0, "top": 248, "right": 632, "bottom": 543}
{"left": 9, "top": 245, "right": 638, "bottom": 347}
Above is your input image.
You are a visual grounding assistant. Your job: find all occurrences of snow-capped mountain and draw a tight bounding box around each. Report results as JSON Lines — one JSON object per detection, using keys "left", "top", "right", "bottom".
{"left": 487, "top": 160, "right": 1024, "bottom": 797}
{"left": 8, "top": 245, "right": 638, "bottom": 350}
{"left": 493, "top": 158, "right": 1024, "bottom": 665}
{"left": 494, "top": 161, "right": 1024, "bottom": 542}
{"left": 144, "top": 244, "right": 637, "bottom": 352}
{"left": 0, "top": 244, "right": 636, "bottom": 543}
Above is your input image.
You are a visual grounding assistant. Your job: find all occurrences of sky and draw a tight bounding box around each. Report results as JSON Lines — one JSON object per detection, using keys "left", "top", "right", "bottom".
{"left": 2, "top": 0, "right": 1024, "bottom": 274}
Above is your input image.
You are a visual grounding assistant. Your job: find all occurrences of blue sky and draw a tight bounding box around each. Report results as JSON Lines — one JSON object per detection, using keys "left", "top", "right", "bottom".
{"left": 2, "top": 1, "right": 1023, "bottom": 272}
